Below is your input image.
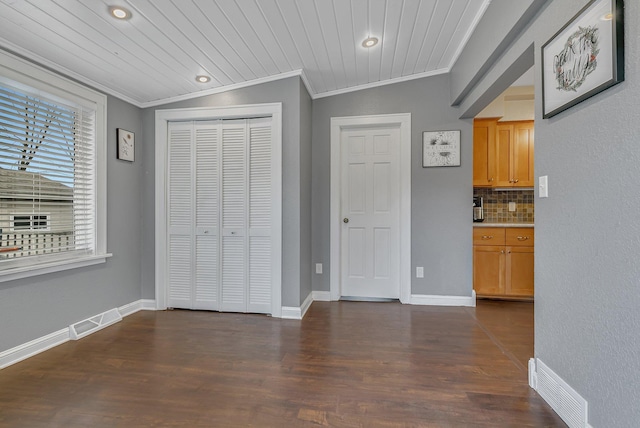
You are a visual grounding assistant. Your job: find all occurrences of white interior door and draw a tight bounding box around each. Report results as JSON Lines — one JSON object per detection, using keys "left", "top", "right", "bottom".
{"left": 340, "top": 127, "right": 400, "bottom": 299}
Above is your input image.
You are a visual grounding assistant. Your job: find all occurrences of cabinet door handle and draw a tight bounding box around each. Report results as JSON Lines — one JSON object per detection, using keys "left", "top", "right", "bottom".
{"left": 489, "top": 177, "right": 494, "bottom": 182}
{"left": 501, "top": 250, "right": 505, "bottom": 254}
{"left": 481, "top": 235, "right": 493, "bottom": 240}
{"left": 516, "top": 236, "right": 529, "bottom": 241}
{"left": 514, "top": 178, "right": 519, "bottom": 183}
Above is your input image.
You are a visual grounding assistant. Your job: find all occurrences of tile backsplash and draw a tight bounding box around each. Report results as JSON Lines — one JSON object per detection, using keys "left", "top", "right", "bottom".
{"left": 474, "top": 188, "right": 534, "bottom": 223}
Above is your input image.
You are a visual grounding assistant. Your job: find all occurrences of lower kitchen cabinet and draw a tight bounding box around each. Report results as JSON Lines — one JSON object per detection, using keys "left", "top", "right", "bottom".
{"left": 473, "top": 227, "right": 534, "bottom": 299}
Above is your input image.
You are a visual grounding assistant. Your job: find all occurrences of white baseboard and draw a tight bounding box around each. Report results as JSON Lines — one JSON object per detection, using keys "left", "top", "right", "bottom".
{"left": 118, "top": 299, "right": 157, "bottom": 316}
{"left": 281, "top": 292, "right": 314, "bottom": 320}
{"left": 0, "top": 299, "right": 157, "bottom": 370}
{"left": 410, "top": 290, "right": 476, "bottom": 307}
{"left": 0, "top": 328, "right": 69, "bottom": 370}
{"left": 312, "top": 290, "right": 331, "bottom": 301}
{"left": 529, "top": 358, "right": 589, "bottom": 428}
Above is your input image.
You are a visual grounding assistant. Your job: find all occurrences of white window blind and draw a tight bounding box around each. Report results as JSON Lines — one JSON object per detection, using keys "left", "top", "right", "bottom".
{"left": 0, "top": 81, "right": 96, "bottom": 266}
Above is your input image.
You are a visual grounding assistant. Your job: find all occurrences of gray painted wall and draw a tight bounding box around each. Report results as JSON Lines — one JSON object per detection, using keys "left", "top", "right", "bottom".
{"left": 299, "top": 80, "right": 313, "bottom": 305}
{"left": 0, "top": 95, "right": 143, "bottom": 352}
{"left": 140, "top": 76, "right": 306, "bottom": 307}
{"left": 453, "top": 1, "right": 640, "bottom": 426}
{"left": 311, "top": 74, "right": 473, "bottom": 297}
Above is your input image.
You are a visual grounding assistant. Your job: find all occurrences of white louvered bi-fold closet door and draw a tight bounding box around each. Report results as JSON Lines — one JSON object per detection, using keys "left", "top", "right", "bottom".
{"left": 167, "top": 120, "right": 220, "bottom": 311}
{"left": 220, "top": 118, "right": 272, "bottom": 314}
{"left": 167, "top": 118, "right": 272, "bottom": 314}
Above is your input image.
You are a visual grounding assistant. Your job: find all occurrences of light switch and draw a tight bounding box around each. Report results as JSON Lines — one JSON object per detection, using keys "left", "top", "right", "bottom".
{"left": 508, "top": 202, "right": 516, "bottom": 212}
{"left": 539, "top": 175, "right": 549, "bottom": 198}
{"left": 315, "top": 263, "right": 323, "bottom": 274}
{"left": 416, "top": 267, "right": 424, "bottom": 278}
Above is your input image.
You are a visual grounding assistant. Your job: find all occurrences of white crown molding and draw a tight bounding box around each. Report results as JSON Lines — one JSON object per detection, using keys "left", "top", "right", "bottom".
{"left": 299, "top": 69, "right": 315, "bottom": 99}
{"left": 313, "top": 68, "right": 450, "bottom": 99}
{"left": 140, "top": 69, "right": 306, "bottom": 108}
{"left": 0, "top": 38, "right": 144, "bottom": 107}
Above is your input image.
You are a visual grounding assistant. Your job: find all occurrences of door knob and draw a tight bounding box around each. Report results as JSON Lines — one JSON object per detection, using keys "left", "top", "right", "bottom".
{"left": 343, "top": 218, "right": 349, "bottom": 223}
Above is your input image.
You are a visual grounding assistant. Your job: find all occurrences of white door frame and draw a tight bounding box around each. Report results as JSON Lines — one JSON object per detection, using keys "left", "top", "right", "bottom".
{"left": 330, "top": 113, "right": 411, "bottom": 303}
{"left": 155, "top": 103, "right": 282, "bottom": 317}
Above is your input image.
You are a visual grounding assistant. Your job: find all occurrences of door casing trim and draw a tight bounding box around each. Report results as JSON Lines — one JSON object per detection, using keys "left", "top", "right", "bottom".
{"left": 330, "top": 113, "right": 411, "bottom": 303}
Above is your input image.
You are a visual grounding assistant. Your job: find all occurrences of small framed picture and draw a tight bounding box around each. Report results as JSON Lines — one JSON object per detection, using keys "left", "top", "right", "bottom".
{"left": 422, "top": 130, "right": 460, "bottom": 167}
{"left": 117, "top": 128, "right": 135, "bottom": 162}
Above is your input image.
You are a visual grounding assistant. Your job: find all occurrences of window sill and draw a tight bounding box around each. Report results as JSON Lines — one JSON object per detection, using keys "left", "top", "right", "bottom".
{"left": 0, "top": 253, "right": 113, "bottom": 283}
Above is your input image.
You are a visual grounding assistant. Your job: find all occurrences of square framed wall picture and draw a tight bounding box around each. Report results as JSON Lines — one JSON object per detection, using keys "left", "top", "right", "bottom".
{"left": 422, "top": 130, "right": 461, "bottom": 167}
{"left": 117, "top": 128, "right": 135, "bottom": 162}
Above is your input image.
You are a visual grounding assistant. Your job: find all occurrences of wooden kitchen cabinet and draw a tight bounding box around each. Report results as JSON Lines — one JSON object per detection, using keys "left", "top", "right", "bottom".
{"left": 473, "top": 119, "right": 534, "bottom": 188}
{"left": 473, "top": 118, "right": 497, "bottom": 187}
{"left": 495, "top": 121, "right": 534, "bottom": 187}
{"left": 473, "top": 227, "right": 534, "bottom": 299}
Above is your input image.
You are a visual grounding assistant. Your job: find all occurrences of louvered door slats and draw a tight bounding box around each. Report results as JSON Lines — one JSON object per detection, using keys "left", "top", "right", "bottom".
{"left": 247, "top": 119, "right": 272, "bottom": 313}
{"left": 167, "top": 118, "right": 272, "bottom": 314}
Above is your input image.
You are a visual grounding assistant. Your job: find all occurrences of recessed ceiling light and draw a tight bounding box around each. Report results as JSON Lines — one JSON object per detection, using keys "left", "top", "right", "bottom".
{"left": 196, "top": 75, "right": 211, "bottom": 83}
{"left": 362, "top": 37, "right": 379, "bottom": 48}
{"left": 109, "top": 6, "right": 131, "bottom": 20}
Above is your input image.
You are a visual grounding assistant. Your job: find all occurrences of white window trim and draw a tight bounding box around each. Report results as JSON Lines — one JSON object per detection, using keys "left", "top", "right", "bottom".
{"left": 0, "top": 49, "right": 111, "bottom": 282}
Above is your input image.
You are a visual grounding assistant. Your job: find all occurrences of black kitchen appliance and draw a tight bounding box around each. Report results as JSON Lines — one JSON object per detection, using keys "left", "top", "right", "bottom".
{"left": 473, "top": 196, "right": 484, "bottom": 222}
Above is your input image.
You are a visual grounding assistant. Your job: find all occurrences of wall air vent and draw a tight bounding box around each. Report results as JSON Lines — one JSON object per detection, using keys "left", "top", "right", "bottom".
{"left": 69, "top": 308, "right": 122, "bottom": 340}
{"left": 531, "top": 358, "right": 588, "bottom": 428}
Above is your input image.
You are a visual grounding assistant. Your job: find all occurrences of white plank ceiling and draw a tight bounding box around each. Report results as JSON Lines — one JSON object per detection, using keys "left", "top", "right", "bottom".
{"left": 0, "top": 0, "right": 490, "bottom": 107}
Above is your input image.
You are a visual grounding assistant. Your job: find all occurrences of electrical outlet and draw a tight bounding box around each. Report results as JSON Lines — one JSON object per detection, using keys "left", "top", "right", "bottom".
{"left": 315, "top": 263, "right": 323, "bottom": 274}
{"left": 416, "top": 267, "right": 424, "bottom": 278}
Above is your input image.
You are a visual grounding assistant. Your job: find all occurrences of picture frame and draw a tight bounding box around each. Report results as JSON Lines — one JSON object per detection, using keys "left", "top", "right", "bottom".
{"left": 422, "top": 130, "right": 460, "bottom": 167}
{"left": 117, "top": 128, "right": 135, "bottom": 162}
{"left": 541, "top": 0, "right": 624, "bottom": 119}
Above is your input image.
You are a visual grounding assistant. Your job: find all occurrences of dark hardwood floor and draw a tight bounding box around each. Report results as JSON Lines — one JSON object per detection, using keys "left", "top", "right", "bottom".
{"left": 0, "top": 300, "right": 565, "bottom": 427}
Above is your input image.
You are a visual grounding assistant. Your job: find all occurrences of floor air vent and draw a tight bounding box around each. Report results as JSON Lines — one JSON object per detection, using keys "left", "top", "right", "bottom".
{"left": 69, "top": 308, "right": 122, "bottom": 340}
{"left": 533, "top": 358, "right": 588, "bottom": 428}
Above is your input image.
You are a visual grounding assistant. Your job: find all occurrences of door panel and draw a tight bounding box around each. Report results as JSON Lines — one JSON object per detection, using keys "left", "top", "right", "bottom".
{"left": 168, "top": 235, "right": 192, "bottom": 308}
{"left": 195, "top": 235, "right": 218, "bottom": 310}
{"left": 507, "top": 246, "right": 534, "bottom": 296}
{"left": 473, "top": 245, "right": 505, "bottom": 296}
{"left": 168, "top": 123, "right": 193, "bottom": 308}
{"left": 495, "top": 124, "right": 512, "bottom": 187}
{"left": 341, "top": 127, "right": 400, "bottom": 298}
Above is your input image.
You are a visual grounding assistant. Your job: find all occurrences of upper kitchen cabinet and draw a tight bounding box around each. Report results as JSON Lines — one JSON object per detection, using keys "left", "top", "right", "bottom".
{"left": 473, "top": 118, "right": 497, "bottom": 187}
{"left": 495, "top": 121, "right": 534, "bottom": 187}
{"left": 473, "top": 119, "right": 534, "bottom": 188}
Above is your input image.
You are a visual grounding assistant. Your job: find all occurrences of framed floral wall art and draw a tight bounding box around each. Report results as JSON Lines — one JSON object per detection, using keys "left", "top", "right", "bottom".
{"left": 422, "top": 130, "right": 460, "bottom": 167}
{"left": 541, "top": 0, "right": 624, "bottom": 118}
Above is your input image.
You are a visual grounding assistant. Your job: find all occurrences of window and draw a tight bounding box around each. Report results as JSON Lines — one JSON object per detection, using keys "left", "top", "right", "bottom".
{"left": 10, "top": 214, "right": 50, "bottom": 231}
{"left": 0, "top": 49, "right": 108, "bottom": 281}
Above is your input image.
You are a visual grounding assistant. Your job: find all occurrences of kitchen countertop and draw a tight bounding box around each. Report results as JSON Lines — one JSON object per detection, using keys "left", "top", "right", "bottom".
{"left": 473, "top": 222, "right": 534, "bottom": 228}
